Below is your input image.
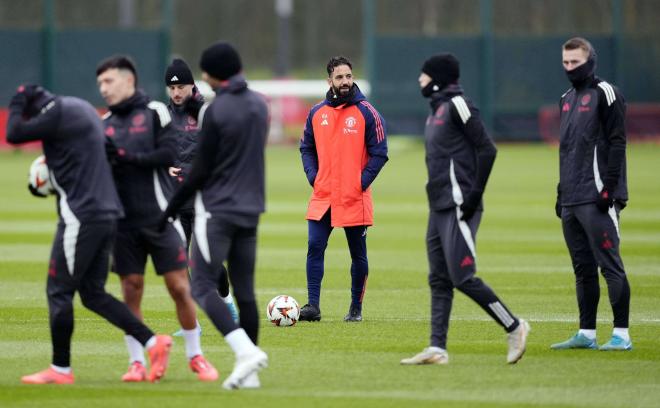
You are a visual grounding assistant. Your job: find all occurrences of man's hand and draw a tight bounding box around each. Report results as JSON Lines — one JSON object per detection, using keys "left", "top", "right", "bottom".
{"left": 183, "top": 89, "right": 205, "bottom": 118}
{"left": 105, "top": 137, "right": 138, "bottom": 164}
{"left": 169, "top": 167, "right": 182, "bottom": 177}
{"left": 10, "top": 84, "right": 42, "bottom": 111}
{"left": 105, "top": 136, "right": 119, "bottom": 162}
{"left": 28, "top": 183, "right": 47, "bottom": 198}
{"left": 555, "top": 183, "right": 562, "bottom": 219}
{"left": 596, "top": 188, "right": 613, "bottom": 213}
{"left": 460, "top": 191, "right": 482, "bottom": 221}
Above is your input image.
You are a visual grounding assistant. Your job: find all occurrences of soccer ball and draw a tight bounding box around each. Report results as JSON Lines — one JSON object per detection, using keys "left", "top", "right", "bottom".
{"left": 28, "top": 155, "right": 54, "bottom": 196}
{"left": 266, "top": 295, "right": 300, "bottom": 327}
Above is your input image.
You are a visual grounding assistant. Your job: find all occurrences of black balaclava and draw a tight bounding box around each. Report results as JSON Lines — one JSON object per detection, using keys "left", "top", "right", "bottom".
{"left": 421, "top": 53, "right": 460, "bottom": 97}
{"left": 566, "top": 49, "right": 597, "bottom": 88}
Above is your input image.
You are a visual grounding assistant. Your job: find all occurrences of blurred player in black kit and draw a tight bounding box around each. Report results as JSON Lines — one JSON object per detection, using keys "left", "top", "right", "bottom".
{"left": 7, "top": 84, "right": 172, "bottom": 384}
{"left": 163, "top": 58, "right": 239, "bottom": 332}
{"left": 97, "top": 55, "right": 218, "bottom": 382}
{"left": 161, "top": 42, "right": 269, "bottom": 390}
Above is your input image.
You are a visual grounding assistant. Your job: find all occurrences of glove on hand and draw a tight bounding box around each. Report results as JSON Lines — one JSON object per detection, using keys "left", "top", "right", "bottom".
{"left": 460, "top": 191, "right": 482, "bottom": 221}
{"left": 596, "top": 188, "right": 613, "bottom": 213}
{"left": 10, "top": 84, "right": 42, "bottom": 111}
{"left": 28, "top": 183, "right": 47, "bottom": 198}
{"left": 105, "top": 137, "right": 136, "bottom": 164}
{"left": 183, "top": 88, "right": 205, "bottom": 119}
{"left": 555, "top": 183, "right": 562, "bottom": 219}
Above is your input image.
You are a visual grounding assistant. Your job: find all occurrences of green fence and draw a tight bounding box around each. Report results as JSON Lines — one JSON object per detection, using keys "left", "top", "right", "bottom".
{"left": 370, "top": 34, "right": 659, "bottom": 140}
{"left": 365, "top": 0, "right": 660, "bottom": 140}
{"left": 0, "top": 29, "right": 166, "bottom": 106}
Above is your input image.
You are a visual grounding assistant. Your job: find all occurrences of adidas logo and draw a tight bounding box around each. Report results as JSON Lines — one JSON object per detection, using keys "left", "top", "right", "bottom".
{"left": 460, "top": 256, "right": 474, "bottom": 268}
{"left": 170, "top": 75, "right": 179, "bottom": 82}
{"left": 321, "top": 119, "right": 328, "bottom": 126}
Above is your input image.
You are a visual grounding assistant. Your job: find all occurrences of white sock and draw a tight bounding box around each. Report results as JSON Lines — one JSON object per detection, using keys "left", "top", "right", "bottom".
{"left": 578, "top": 329, "right": 596, "bottom": 340}
{"left": 225, "top": 328, "right": 257, "bottom": 357}
{"left": 183, "top": 326, "right": 203, "bottom": 360}
{"left": 613, "top": 327, "right": 630, "bottom": 342}
{"left": 51, "top": 364, "right": 71, "bottom": 374}
{"left": 427, "top": 346, "right": 446, "bottom": 354}
{"left": 145, "top": 336, "right": 156, "bottom": 349}
{"left": 222, "top": 292, "right": 235, "bottom": 304}
{"left": 125, "top": 335, "right": 146, "bottom": 365}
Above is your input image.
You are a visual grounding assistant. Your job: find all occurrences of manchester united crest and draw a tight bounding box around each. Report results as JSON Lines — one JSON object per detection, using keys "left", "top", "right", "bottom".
{"left": 132, "top": 113, "right": 146, "bottom": 126}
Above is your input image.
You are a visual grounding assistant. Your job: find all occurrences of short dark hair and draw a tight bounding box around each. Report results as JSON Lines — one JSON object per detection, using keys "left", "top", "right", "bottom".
{"left": 96, "top": 55, "right": 138, "bottom": 84}
{"left": 326, "top": 56, "right": 352, "bottom": 77}
{"left": 562, "top": 37, "right": 594, "bottom": 56}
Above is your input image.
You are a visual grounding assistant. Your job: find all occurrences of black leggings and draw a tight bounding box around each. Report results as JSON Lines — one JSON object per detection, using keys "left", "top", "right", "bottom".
{"left": 48, "top": 221, "right": 153, "bottom": 367}
{"left": 189, "top": 215, "right": 259, "bottom": 343}
{"left": 180, "top": 209, "right": 231, "bottom": 297}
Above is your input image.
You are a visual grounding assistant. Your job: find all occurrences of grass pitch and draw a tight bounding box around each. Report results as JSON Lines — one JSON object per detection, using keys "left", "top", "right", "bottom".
{"left": 1, "top": 139, "right": 659, "bottom": 407}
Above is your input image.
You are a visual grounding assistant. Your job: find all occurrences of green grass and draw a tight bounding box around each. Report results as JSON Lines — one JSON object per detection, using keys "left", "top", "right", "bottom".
{"left": 1, "top": 140, "right": 659, "bottom": 407}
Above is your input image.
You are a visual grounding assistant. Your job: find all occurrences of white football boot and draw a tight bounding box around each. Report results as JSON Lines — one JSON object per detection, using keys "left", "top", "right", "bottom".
{"left": 241, "top": 372, "right": 260, "bottom": 389}
{"left": 222, "top": 347, "right": 268, "bottom": 390}
{"left": 507, "top": 319, "right": 531, "bottom": 364}
{"left": 400, "top": 347, "right": 449, "bottom": 365}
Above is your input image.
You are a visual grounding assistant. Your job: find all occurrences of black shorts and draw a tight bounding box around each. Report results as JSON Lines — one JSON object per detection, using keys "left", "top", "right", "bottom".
{"left": 112, "top": 222, "right": 188, "bottom": 276}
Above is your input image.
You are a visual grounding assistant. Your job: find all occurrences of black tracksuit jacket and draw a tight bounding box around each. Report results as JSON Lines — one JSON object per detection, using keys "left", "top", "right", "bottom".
{"left": 165, "top": 75, "right": 269, "bottom": 224}
{"left": 558, "top": 75, "right": 628, "bottom": 206}
{"left": 7, "top": 94, "right": 123, "bottom": 223}
{"left": 424, "top": 84, "right": 497, "bottom": 211}
{"left": 103, "top": 91, "right": 178, "bottom": 227}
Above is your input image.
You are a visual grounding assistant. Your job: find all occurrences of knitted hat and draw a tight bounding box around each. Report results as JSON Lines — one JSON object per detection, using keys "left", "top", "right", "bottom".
{"left": 421, "top": 53, "right": 460, "bottom": 85}
{"left": 199, "top": 42, "right": 242, "bottom": 81}
{"left": 165, "top": 58, "right": 194, "bottom": 85}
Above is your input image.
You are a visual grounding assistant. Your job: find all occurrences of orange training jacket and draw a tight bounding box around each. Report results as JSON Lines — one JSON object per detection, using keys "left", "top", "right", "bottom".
{"left": 300, "top": 85, "right": 388, "bottom": 227}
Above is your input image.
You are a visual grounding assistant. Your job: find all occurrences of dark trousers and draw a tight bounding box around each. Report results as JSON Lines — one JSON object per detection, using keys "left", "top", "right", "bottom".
{"left": 180, "top": 208, "right": 230, "bottom": 297}
{"left": 190, "top": 214, "right": 259, "bottom": 343}
{"left": 427, "top": 208, "right": 518, "bottom": 349}
{"left": 561, "top": 203, "right": 630, "bottom": 329}
{"left": 306, "top": 209, "right": 368, "bottom": 308}
{"left": 48, "top": 221, "right": 153, "bottom": 367}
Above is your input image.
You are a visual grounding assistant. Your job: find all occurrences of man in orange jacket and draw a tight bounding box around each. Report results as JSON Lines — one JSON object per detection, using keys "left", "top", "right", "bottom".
{"left": 299, "top": 56, "right": 388, "bottom": 322}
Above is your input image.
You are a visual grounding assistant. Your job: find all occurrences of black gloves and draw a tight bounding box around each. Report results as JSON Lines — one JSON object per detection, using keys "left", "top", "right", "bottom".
{"left": 555, "top": 183, "right": 562, "bottom": 219}
{"left": 105, "top": 136, "right": 140, "bottom": 165}
{"left": 28, "top": 183, "right": 47, "bottom": 198}
{"left": 460, "top": 190, "right": 482, "bottom": 221}
{"left": 105, "top": 136, "right": 119, "bottom": 164}
{"left": 183, "top": 87, "right": 205, "bottom": 119}
{"left": 596, "top": 187, "right": 614, "bottom": 213}
{"left": 10, "top": 84, "right": 42, "bottom": 111}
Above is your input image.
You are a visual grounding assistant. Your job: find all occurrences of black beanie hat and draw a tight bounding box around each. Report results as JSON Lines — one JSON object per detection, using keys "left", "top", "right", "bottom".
{"left": 421, "top": 53, "right": 460, "bottom": 85}
{"left": 199, "top": 42, "right": 242, "bottom": 81}
{"left": 165, "top": 58, "right": 194, "bottom": 85}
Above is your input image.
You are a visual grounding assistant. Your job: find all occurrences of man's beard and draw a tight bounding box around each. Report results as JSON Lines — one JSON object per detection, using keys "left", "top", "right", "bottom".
{"left": 333, "top": 84, "right": 351, "bottom": 96}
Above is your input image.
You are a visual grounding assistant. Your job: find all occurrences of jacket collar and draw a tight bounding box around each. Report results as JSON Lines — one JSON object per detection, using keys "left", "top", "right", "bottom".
{"left": 325, "top": 83, "right": 366, "bottom": 108}
{"left": 214, "top": 74, "right": 248, "bottom": 96}
{"left": 109, "top": 90, "right": 149, "bottom": 115}
{"left": 429, "top": 83, "right": 464, "bottom": 112}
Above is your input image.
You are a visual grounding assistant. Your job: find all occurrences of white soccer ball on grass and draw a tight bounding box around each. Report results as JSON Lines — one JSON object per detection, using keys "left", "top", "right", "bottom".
{"left": 266, "top": 295, "right": 300, "bottom": 327}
